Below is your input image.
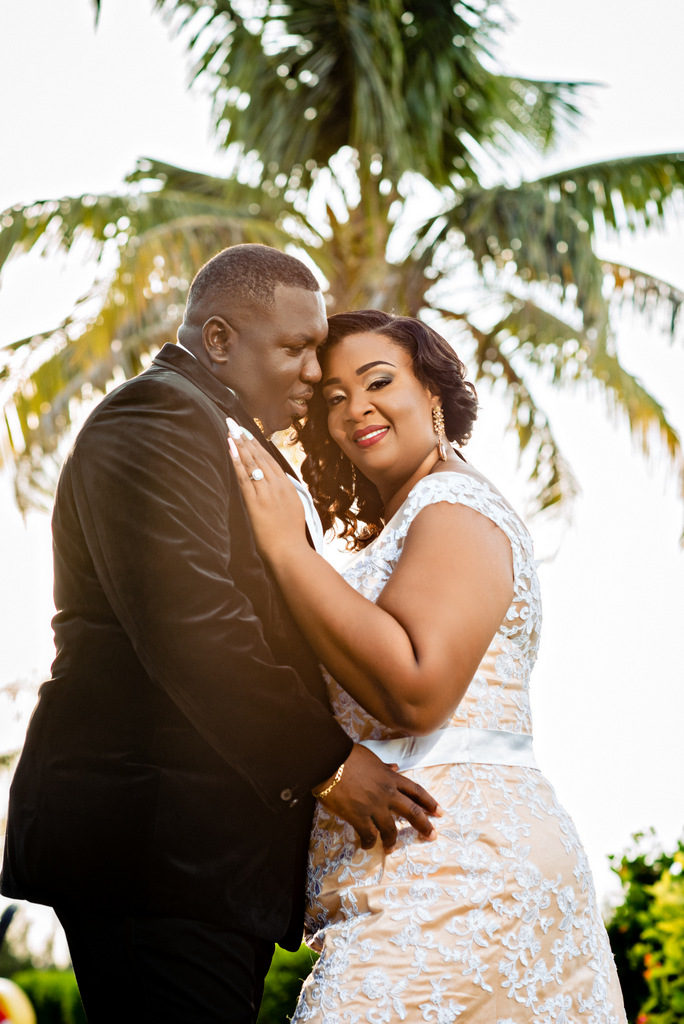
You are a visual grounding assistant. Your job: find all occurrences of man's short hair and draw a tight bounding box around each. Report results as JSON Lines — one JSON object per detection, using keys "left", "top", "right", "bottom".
{"left": 186, "top": 244, "right": 320, "bottom": 315}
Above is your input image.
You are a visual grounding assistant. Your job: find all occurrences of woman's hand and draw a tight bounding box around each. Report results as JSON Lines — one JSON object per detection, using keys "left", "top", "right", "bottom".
{"left": 227, "top": 418, "right": 307, "bottom": 563}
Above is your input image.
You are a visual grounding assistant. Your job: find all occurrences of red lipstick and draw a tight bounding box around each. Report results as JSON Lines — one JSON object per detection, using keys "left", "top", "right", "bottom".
{"left": 352, "top": 425, "right": 389, "bottom": 448}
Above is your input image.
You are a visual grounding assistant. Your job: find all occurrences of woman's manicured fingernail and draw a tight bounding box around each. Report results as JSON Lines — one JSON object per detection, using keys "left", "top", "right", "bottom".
{"left": 228, "top": 437, "right": 239, "bottom": 459}
{"left": 227, "top": 417, "right": 255, "bottom": 441}
{"left": 226, "top": 417, "right": 242, "bottom": 439}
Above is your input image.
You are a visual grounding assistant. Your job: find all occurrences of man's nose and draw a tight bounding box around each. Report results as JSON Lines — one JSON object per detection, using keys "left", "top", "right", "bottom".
{"left": 301, "top": 349, "right": 322, "bottom": 383}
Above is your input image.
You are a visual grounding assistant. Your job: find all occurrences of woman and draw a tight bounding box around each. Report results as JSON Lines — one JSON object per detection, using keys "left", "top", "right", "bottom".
{"left": 228, "top": 311, "right": 626, "bottom": 1023}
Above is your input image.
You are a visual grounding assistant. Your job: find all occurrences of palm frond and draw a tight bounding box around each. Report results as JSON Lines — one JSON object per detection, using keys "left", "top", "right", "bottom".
{"left": 0, "top": 161, "right": 292, "bottom": 340}
{"left": 438, "top": 180, "right": 609, "bottom": 333}
{"left": 0, "top": 159, "right": 291, "bottom": 281}
{"left": 434, "top": 306, "right": 580, "bottom": 512}
{"left": 429, "top": 152, "right": 684, "bottom": 341}
{"left": 492, "top": 295, "right": 598, "bottom": 376}
{"left": 0, "top": 192, "right": 138, "bottom": 275}
{"left": 589, "top": 347, "right": 681, "bottom": 460}
{"left": 491, "top": 294, "right": 681, "bottom": 459}
{"left": 433, "top": 293, "right": 682, "bottom": 526}
{"left": 602, "top": 261, "right": 684, "bottom": 335}
{"left": 490, "top": 76, "right": 587, "bottom": 152}
{"left": 2, "top": 206, "right": 284, "bottom": 428}
{"left": 535, "top": 151, "right": 684, "bottom": 232}
{"left": 0, "top": 164, "right": 297, "bottom": 492}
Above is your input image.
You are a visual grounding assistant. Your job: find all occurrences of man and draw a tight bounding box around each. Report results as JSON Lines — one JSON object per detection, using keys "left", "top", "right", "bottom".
{"left": 1, "top": 245, "right": 437, "bottom": 1022}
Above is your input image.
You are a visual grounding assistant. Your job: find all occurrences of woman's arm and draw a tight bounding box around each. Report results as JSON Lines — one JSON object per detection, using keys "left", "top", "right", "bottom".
{"left": 230, "top": 433, "right": 514, "bottom": 735}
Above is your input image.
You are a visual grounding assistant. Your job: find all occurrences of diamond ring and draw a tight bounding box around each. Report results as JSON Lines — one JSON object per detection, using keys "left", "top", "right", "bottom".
{"left": 249, "top": 468, "right": 265, "bottom": 482}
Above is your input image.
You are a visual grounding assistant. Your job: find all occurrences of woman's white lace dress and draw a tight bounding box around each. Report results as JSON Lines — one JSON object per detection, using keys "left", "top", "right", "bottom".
{"left": 293, "top": 472, "right": 626, "bottom": 1024}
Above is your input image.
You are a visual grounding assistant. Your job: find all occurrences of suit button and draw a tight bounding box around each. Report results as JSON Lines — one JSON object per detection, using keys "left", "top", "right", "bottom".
{"left": 280, "top": 788, "right": 293, "bottom": 802}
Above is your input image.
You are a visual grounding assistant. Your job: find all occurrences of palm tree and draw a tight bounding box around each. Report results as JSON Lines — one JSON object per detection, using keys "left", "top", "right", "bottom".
{"left": 1, "top": 0, "right": 682, "bottom": 522}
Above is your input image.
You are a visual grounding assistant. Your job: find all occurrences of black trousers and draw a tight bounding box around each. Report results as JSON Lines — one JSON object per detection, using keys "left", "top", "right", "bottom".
{"left": 56, "top": 907, "right": 274, "bottom": 1024}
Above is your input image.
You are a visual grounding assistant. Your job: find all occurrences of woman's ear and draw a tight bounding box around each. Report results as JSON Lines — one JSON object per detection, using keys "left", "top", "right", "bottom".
{"left": 202, "top": 315, "right": 235, "bottom": 366}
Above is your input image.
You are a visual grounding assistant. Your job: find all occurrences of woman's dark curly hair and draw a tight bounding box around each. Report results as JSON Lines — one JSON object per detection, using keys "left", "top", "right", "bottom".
{"left": 297, "top": 310, "right": 478, "bottom": 550}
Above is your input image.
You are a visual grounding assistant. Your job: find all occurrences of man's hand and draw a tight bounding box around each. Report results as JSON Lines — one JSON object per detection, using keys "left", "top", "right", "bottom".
{"left": 315, "top": 744, "right": 441, "bottom": 851}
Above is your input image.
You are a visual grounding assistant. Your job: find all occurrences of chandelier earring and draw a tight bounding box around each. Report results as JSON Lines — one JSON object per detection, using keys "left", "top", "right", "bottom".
{"left": 432, "top": 403, "right": 449, "bottom": 462}
{"left": 350, "top": 462, "right": 358, "bottom": 498}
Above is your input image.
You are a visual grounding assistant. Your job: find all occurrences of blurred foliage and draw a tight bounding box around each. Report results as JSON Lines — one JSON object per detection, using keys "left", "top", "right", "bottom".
{"left": 4, "top": 946, "right": 314, "bottom": 1024}
{"left": 257, "top": 943, "right": 317, "bottom": 1024}
{"left": 0, "top": 904, "right": 65, "bottom": 980}
{"left": 0, "top": 908, "right": 34, "bottom": 979}
{"left": 10, "top": 971, "right": 85, "bottom": 1024}
{"left": 607, "top": 832, "right": 684, "bottom": 1023}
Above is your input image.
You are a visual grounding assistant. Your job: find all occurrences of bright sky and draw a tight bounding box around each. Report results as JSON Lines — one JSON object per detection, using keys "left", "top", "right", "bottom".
{"left": 1, "top": 0, "right": 683, "bottom": 953}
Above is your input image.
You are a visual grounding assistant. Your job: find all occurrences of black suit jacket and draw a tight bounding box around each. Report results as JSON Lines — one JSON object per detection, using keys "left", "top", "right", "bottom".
{"left": 1, "top": 344, "right": 352, "bottom": 948}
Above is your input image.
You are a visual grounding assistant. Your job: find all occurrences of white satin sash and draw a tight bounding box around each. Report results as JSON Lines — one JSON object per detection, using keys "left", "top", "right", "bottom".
{"left": 361, "top": 726, "right": 538, "bottom": 772}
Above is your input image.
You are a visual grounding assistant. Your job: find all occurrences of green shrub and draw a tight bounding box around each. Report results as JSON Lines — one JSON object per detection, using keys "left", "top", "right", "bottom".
{"left": 637, "top": 864, "right": 684, "bottom": 1023}
{"left": 607, "top": 833, "right": 684, "bottom": 1024}
{"left": 257, "top": 944, "right": 317, "bottom": 1024}
{"left": 10, "top": 969, "right": 85, "bottom": 1024}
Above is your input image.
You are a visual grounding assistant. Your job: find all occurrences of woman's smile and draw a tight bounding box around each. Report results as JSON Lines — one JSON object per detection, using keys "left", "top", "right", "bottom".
{"left": 352, "top": 425, "right": 390, "bottom": 448}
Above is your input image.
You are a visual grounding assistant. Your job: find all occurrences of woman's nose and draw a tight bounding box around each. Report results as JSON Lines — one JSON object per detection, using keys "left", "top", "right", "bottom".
{"left": 345, "top": 389, "right": 373, "bottom": 422}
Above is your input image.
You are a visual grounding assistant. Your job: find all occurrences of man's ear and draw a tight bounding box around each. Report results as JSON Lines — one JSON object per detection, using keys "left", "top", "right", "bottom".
{"left": 201, "top": 316, "right": 235, "bottom": 365}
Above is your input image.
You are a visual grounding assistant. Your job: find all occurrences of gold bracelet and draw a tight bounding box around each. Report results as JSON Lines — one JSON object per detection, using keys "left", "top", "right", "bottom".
{"left": 312, "top": 761, "right": 345, "bottom": 799}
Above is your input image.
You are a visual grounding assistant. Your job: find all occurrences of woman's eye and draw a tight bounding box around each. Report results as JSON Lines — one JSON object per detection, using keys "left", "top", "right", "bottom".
{"left": 325, "top": 393, "right": 344, "bottom": 407}
{"left": 368, "top": 377, "right": 391, "bottom": 391}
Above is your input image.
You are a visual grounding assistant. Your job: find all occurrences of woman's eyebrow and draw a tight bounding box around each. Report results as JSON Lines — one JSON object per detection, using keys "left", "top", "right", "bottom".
{"left": 355, "top": 360, "right": 396, "bottom": 375}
